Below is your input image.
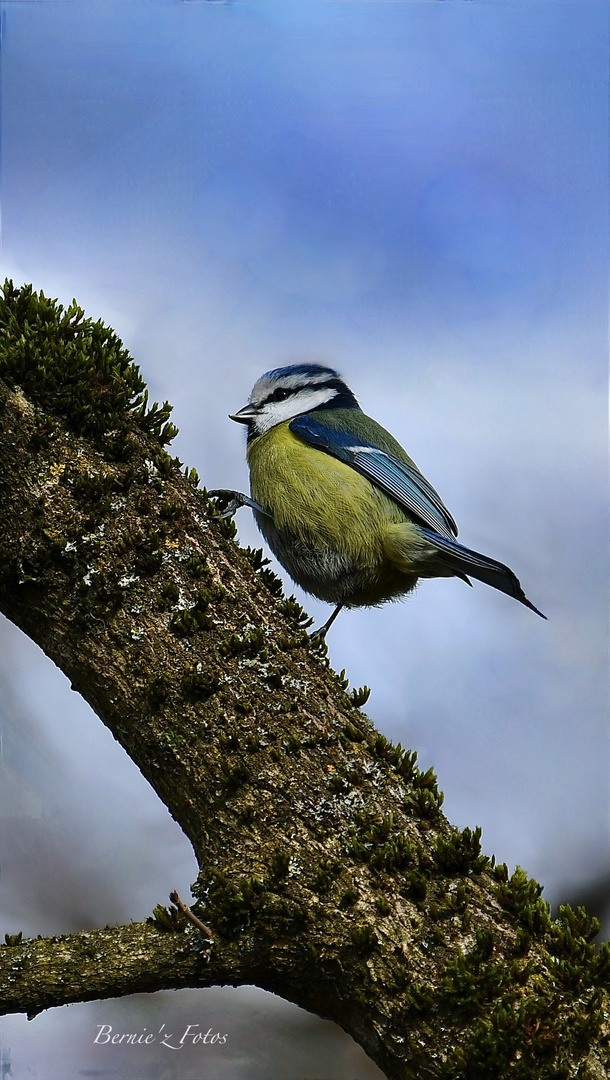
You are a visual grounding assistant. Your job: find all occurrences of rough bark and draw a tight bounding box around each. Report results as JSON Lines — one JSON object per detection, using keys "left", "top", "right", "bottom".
{"left": 0, "top": 283, "right": 608, "bottom": 1079}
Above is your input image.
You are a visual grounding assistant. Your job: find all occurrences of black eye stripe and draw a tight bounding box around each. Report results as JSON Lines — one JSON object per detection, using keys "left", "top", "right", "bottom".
{"left": 260, "top": 387, "right": 292, "bottom": 406}
{"left": 256, "top": 377, "right": 359, "bottom": 413}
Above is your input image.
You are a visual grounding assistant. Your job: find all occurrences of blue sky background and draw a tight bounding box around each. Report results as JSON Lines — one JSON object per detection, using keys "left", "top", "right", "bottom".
{"left": 0, "top": 2, "right": 607, "bottom": 1077}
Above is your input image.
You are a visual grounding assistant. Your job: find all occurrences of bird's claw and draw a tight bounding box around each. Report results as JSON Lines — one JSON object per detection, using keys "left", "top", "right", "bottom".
{"left": 208, "top": 490, "right": 272, "bottom": 520}
{"left": 308, "top": 603, "right": 344, "bottom": 642}
{"left": 208, "top": 489, "right": 244, "bottom": 519}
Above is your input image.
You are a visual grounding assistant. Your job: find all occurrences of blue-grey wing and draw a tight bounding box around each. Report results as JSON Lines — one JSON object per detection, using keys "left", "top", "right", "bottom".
{"left": 289, "top": 414, "right": 458, "bottom": 540}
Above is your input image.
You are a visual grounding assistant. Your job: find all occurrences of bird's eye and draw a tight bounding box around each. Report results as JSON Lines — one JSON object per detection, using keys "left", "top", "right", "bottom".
{"left": 271, "top": 388, "right": 289, "bottom": 402}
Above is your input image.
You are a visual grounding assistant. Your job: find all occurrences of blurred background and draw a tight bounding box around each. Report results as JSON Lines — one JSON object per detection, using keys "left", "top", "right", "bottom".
{"left": 0, "top": 2, "right": 607, "bottom": 1077}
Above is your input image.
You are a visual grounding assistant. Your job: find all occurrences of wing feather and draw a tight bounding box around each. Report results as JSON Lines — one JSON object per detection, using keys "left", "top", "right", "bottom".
{"left": 289, "top": 414, "right": 458, "bottom": 540}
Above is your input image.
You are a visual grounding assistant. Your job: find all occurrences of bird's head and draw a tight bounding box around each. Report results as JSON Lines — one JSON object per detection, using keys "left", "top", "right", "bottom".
{"left": 230, "top": 363, "right": 360, "bottom": 438}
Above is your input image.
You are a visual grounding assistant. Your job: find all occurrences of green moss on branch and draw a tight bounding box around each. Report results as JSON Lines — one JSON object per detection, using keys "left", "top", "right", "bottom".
{"left": 0, "top": 279, "right": 177, "bottom": 446}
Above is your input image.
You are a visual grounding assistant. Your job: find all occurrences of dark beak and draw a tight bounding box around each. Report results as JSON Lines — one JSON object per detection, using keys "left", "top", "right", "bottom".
{"left": 229, "top": 404, "right": 257, "bottom": 424}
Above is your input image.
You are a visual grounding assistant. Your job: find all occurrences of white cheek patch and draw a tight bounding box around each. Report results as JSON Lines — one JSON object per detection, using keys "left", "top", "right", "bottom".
{"left": 255, "top": 387, "right": 338, "bottom": 435}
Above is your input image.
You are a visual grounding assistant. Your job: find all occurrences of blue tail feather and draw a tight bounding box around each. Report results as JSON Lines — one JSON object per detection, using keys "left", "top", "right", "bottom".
{"left": 420, "top": 528, "right": 546, "bottom": 619}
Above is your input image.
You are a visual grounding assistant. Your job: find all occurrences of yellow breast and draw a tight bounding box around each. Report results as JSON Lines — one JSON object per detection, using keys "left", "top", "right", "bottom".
{"left": 246, "top": 421, "right": 434, "bottom": 606}
{"left": 247, "top": 422, "right": 405, "bottom": 553}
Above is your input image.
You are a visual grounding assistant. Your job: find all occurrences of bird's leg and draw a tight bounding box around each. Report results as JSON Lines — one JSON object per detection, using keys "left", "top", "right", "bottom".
{"left": 208, "top": 489, "right": 273, "bottom": 520}
{"left": 310, "top": 603, "right": 344, "bottom": 642}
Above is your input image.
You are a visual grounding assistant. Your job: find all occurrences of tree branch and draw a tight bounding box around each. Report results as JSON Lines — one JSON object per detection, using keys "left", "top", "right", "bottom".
{"left": 0, "top": 919, "right": 214, "bottom": 1020}
{"left": 0, "top": 282, "right": 608, "bottom": 1079}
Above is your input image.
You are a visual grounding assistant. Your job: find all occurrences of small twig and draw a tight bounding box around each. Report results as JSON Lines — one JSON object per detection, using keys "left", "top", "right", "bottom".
{"left": 169, "top": 891, "right": 213, "bottom": 938}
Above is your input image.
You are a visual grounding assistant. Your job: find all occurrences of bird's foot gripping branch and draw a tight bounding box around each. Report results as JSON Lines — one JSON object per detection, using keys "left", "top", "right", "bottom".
{"left": 0, "top": 282, "right": 607, "bottom": 1080}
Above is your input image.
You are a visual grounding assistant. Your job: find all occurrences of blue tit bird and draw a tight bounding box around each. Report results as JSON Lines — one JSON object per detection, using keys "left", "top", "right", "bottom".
{"left": 210, "top": 363, "right": 545, "bottom": 638}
